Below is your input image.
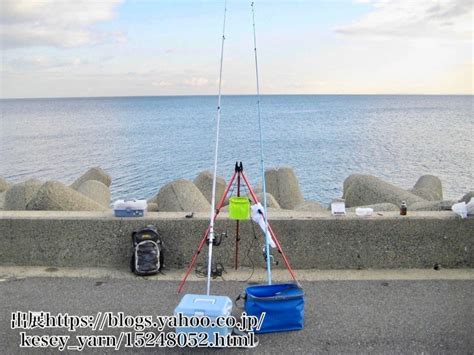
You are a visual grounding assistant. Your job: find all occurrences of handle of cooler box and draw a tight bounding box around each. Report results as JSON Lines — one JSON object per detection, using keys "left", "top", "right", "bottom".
{"left": 235, "top": 293, "right": 246, "bottom": 310}
{"left": 193, "top": 298, "right": 216, "bottom": 304}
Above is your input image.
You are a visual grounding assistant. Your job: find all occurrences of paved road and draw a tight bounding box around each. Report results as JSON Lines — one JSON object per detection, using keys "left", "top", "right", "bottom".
{"left": 1, "top": 276, "right": 473, "bottom": 354}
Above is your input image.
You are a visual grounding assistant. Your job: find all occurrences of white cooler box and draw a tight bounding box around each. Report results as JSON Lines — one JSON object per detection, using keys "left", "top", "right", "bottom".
{"left": 174, "top": 294, "right": 233, "bottom": 341}
{"left": 113, "top": 199, "right": 147, "bottom": 217}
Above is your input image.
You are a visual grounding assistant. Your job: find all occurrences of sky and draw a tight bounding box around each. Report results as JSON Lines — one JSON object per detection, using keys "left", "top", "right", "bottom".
{"left": 0, "top": 0, "right": 472, "bottom": 98}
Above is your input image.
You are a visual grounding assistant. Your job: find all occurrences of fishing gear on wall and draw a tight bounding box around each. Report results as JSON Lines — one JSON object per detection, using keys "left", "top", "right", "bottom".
{"left": 196, "top": 229, "right": 227, "bottom": 279}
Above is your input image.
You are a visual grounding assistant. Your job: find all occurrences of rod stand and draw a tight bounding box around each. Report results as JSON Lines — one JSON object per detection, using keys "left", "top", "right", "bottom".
{"left": 177, "top": 162, "right": 297, "bottom": 294}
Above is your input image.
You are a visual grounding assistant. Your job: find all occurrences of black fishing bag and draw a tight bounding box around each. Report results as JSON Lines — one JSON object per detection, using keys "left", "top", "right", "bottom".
{"left": 130, "top": 225, "right": 163, "bottom": 276}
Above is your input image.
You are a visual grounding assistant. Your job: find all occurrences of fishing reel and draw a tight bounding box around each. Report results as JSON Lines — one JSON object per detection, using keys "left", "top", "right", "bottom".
{"left": 211, "top": 263, "right": 224, "bottom": 279}
{"left": 194, "top": 262, "right": 225, "bottom": 279}
{"left": 262, "top": 246, "right": 278, "bottom": 266}
{"left": 206, "top": 230, "right": 227, "bottom": 247}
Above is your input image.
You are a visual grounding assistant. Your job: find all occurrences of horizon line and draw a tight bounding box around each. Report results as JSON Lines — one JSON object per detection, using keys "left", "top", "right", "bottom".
{"left": 1, "top": 93, "right": 473, "bottom": 100}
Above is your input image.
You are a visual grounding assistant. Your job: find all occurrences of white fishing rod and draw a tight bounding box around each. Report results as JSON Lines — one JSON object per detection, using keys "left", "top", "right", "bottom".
{"left": 206, "top": 0, "right": 228, "bottom": 296}
{"left": 251, "top": 1, "right": 272, "bottom": 285}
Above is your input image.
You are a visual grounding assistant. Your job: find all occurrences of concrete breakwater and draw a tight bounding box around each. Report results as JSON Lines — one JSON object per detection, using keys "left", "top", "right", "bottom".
{"left": 1, "top": 166, "right": 472, "bottom": 270}
{"left": 0, "top": 210, "right": 472, "bottom": 269}
{"left": 0, "top": 167, "right": 472, "bottom": 213}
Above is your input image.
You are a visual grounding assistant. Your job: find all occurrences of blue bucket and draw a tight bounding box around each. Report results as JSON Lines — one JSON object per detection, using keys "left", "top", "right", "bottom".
{"left": 244, "top": 283, "right": 304, "bottom": 333}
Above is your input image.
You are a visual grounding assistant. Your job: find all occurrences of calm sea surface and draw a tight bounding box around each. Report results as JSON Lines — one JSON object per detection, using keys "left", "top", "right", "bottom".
{"left": 1, "top": 95, "right": 472, "bottom": 205}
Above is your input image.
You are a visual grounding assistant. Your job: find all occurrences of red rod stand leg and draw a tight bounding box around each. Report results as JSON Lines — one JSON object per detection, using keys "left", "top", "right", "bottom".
{"left": 240, "top": 172, "right": 298, "bottom": 282}
{"left": 267, "top": 225, "right": 298, "bottom": 282}
{"left": 177, "top": 169, "right": 238, "bottom": 294}
{"left": 177, "top": 226, "right": 210, "bottom": 294}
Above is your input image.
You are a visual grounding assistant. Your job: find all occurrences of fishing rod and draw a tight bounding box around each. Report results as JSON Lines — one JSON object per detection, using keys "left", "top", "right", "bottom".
{"left": 206, "top": 0, "right": 228, "bottom": 296}
{"left": 251, "top": 1, "right": 272, "bottom": 285}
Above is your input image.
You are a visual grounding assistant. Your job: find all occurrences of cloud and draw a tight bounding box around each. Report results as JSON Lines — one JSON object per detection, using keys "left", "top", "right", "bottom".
{"left": 152, "top": 81, "right": 171, "bottom": 87}
{"left": 3, "top": 56, "right": 86, "bottom": 71}
{"left": 0, "top": 0, "right": 124, "bottom": 49}
{"left": 336, "top": 0, "right": 472, "bottom": 41}
{"left": 184, "top": 77, "right": 210, "bottom": 87}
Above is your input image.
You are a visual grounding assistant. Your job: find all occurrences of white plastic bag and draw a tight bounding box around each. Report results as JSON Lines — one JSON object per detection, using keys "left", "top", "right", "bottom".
{"left": 466, "top": 197, "right": 474, "bottom": 216}
{"left": 355, "top": 207, "right": 373, "bottom": 217}
{"left": 251, "top": 203, "right": 276, "bottom": 248}
{"left": 452, "top": 201, "right": 467, "bottom": 219}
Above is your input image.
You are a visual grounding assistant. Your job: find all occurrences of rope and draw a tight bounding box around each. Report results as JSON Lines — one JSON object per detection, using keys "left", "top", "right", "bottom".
{"left": 251, "top": 1, "right": 272, "bottom": 285}
{"left": 206, "top": 0, "right": 228, "bottom": 296}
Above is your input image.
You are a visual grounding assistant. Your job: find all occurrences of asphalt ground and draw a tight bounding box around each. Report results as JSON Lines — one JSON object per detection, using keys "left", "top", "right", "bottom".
{"left": 0, "top": 269, "right": 473, "bottom": 354}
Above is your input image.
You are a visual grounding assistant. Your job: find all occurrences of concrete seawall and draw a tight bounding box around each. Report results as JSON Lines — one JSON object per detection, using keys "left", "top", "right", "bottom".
{"left": 0, "top": 211, "right": 472, "bottom": 269}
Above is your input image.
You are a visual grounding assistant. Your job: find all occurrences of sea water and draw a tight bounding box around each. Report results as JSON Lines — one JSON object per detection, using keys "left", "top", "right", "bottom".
{"left": 1, "top": 95, "right": 472, "bottom": 204}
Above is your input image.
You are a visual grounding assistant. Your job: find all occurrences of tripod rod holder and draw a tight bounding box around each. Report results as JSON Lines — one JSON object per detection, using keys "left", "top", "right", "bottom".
{"left": 177, "top": 162, "right": 297, "bottom": 294}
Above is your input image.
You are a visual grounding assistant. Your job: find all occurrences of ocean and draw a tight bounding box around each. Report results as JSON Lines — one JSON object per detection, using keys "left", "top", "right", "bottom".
{"left": 1, "top": 95, "right": 472, "bottom": 205}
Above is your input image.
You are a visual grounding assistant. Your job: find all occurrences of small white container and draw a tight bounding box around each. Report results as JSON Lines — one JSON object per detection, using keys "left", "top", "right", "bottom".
{"left": 331, "top": 199, "right": 346, "bottom": 216}
{"left": 113, "top": 199, "right": 147, "bottom": 217}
